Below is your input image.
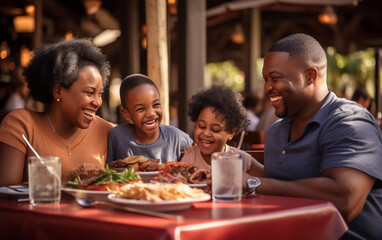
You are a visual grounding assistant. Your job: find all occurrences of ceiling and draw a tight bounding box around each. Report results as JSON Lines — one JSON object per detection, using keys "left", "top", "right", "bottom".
{"left": 0, "top": 0, "right": 381, "bottom": 68}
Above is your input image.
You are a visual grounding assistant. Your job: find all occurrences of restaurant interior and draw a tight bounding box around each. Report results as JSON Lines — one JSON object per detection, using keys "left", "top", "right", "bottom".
{"left": 1, "top": 1, "right": 382, "bottom": 239}
{"left": 0, "top": 0, "right": 381, "bottom": 130}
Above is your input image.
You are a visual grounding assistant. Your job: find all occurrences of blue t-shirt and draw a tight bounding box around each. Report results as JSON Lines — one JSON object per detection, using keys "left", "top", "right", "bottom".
{"left": 106, "top": 124, "right": 192, "bottom": 164}
{"left": 265, "top": 92, "right": 382, "bottom": 239}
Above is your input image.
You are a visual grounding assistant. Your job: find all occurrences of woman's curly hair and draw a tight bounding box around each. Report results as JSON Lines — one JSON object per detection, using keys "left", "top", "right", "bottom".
{"left": 188, "top": 85, "right": 249, "bottom": 134}
{"left": 23, "top": 38, "right": 110, "bottom": 104}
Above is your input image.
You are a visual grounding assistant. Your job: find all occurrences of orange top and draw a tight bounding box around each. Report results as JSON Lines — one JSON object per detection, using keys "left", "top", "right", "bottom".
{"left": 0, "top": 109, "right": 114, "bottom": 182}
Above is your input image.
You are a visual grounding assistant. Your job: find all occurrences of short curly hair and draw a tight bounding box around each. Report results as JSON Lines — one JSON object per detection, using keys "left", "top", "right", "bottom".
{"left": 188, "top": 85, "right": 249, "bottom": 134}
{"left": 23, "top": 38, "right": 110, "bottom": 104}
{"left": 119, "top": 74, "right": 158, "bottom": 109}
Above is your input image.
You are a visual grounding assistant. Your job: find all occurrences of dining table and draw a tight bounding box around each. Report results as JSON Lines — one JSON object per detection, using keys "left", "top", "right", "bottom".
{"left": 0, "top": 191, "right": 347, "bottom": 240}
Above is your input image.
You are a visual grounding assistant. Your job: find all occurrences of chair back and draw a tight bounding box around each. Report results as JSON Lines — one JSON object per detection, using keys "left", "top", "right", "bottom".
{"left": 228, "top": 131, "right": 265, "bottom": 150}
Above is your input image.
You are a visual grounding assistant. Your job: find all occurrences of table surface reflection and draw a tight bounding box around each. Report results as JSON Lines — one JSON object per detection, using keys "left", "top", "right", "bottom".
{"left": 0, "top": 193, "right": 347, "bottom": 240}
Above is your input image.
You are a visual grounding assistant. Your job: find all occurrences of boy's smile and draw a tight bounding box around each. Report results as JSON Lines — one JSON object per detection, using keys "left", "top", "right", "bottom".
{"left": 122, "top": 84, "right": 162, "bottom": 144}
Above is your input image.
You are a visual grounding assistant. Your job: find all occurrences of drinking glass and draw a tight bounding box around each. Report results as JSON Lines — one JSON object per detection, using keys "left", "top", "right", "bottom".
{"left": 211, "top": 152, "right": 243, "bottom": 202}
{"left": 28, "top": 156, "right": 61, "bottom": 205}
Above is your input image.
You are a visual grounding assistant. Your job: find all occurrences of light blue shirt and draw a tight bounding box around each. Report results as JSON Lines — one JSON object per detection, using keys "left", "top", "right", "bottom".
{"left": 265, "top": 91, "right": 382, "bottom": 239}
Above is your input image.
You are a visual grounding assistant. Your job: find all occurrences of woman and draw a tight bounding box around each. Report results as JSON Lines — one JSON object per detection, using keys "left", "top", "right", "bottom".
{"left": 0, "top": 39, "right": 114, "bottom": 185}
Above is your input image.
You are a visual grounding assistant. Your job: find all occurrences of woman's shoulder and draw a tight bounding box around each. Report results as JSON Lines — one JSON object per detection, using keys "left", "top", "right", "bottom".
{"left": 92, "top": 115, "right": 116, "bottom": 130}
{"left": 1, "top": 109, "right": 39, "bottom": 125}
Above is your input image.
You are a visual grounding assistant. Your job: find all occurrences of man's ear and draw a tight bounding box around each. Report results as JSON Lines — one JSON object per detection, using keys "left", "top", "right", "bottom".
{"left": 305, "top": 67, "right": 318, "bottom": 84}
{"left": 121, "top": 107, "right": 133, "bottom": 124}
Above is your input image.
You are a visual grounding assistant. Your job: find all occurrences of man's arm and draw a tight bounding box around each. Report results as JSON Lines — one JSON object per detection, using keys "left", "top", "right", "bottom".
{"left": 254, "top": 167, "right": 375, "bottom": 222}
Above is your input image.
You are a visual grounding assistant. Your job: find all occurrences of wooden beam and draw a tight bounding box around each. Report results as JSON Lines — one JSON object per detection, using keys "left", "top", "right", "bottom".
{"left": 145, "top": 0, "right": 170, "bottom": 125}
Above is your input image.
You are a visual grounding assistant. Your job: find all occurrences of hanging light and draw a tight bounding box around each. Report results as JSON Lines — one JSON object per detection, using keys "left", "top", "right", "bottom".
{"left": 230, "top": 23, "right": 245, "bottom": 44}
{"left": 83, "top": 0, "right": 102, "bottom": 15}
{"left": 13, "top": 16, "right": 35, "bottom": 33}
{"left": 318, "top": 6, "right": 338, "bottom": 25}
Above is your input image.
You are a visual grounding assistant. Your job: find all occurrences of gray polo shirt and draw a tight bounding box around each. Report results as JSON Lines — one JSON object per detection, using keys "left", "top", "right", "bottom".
{"left": 265, "top": 91, "right": 382, "bottom": 239}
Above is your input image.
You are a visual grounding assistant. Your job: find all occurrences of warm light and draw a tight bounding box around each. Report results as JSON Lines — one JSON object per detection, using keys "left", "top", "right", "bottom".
{"left": 141, "top": 37, "right": 147, "bottom": 50}
{"left": 93, "top": 29, "right": 121, "bottom": 47}
{"left": 13, "top": 16, "right": 35, "bottom": 32}
{"left": 318, "top": 6, "right": 337, "bottom": 25}
{"left": 0, "top": 50, "right": 7, "bottom": 59}
{"left": 25, "top": 5, "right": 35, "bottom": 16}
{"left": 83, "top": 0, "right": 102, "bottom": 15}
{"left": 230, "top": 23, "right": 245, "bottom": 44}
{"left": 20, "top": 46, "right": 31, "bottom": 67}
{"left": 65, "top": 31, "right": 73, "bottom": 40}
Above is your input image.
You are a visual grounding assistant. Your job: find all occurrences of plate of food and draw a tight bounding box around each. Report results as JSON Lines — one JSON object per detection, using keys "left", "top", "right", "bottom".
{"left": 63, "top": 165, "right": 142, "bottom": 201}
{"left": 149, "top": 179, "right": 207, "bottom": 188}
{"left": 154, "top": 162, "right": 209, "bottom": 188}
{"left": 108, "top": 182, "right": 210, "bottom": 212}
{"left": 108, "top": 156, "right": 160, "bottom": 182}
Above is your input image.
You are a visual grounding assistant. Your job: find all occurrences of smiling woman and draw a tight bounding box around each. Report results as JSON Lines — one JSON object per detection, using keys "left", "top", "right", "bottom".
{"left": 0, "top": 38, "right": 115, "bottom": 186}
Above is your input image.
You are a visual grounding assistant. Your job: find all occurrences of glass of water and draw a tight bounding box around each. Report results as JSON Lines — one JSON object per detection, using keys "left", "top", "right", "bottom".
{"left": 28, "top": 156, "right": 61, "bottom": 205}
{"left": 211, "top": 152, "right": 243, "bottom": 202}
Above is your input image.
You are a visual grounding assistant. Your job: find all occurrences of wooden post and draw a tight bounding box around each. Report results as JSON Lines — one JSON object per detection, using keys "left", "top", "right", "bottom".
{"left": 178, "top": 0, "right": 206, "bottom": 134}
{"left": 145, "top": 0, "right": 170, "bottom": 125}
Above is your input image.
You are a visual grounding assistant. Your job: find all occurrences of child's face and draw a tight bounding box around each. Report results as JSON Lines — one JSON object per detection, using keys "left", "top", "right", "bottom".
{"left": 193, "top": 107, "right": 235, "bottom": 157}
{"left": 121, "top": 84, "right": 162, "bottom": 135}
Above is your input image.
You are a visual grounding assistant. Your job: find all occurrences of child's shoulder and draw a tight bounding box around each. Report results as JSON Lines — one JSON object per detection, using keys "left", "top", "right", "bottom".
{"left": 160, "top": 125, "right": 187, "bottom": 135}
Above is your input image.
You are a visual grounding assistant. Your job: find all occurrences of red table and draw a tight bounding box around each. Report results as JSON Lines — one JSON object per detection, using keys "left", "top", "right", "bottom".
{"left": 0, "top": 193, "right": 347, "bottom": 240}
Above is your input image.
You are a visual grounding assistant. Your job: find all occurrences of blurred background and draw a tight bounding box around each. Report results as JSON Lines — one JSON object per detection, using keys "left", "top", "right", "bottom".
{"left": 0, "top": 0, "right": 381, "bottom": 135}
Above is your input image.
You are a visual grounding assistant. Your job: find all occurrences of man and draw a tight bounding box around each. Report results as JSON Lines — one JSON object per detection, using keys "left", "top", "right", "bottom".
{"left": 245, "top": 33, "right": 382, "bottom": 239}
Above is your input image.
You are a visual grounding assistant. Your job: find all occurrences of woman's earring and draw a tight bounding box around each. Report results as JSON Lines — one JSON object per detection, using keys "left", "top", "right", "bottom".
{"left": 56, "top": 98, "right": 60, "bottom": 102}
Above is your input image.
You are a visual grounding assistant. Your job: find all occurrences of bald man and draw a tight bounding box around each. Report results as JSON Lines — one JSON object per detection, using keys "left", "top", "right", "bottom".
{"left": 245, "top": 33, "right": 382, "bottom": 239}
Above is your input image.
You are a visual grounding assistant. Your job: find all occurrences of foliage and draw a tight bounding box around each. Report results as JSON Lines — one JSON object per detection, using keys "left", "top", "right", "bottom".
{"left": 205, "top": 60, "right": 245, "bottom": 92}
{"left": 326, "top": 47, "right": 376, "bottom": 98}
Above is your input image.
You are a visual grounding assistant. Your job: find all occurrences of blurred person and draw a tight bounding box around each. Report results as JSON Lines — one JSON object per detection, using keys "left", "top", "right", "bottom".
{"left": 244, "top": 33, "right": 382, "bottom": 239}
{"left": 351, "top": 87, "right": 371, "bottom": 109}
{"left": 255, "top": 97, "right": 279, "bottom": 135}
{"left": 243, "top": 93, "right": 260, "bottom": 132}
{"left": 4, "top": 68, "right": 30, "bottom": 112}
{"left": 0, "top": 38, "right": 114, "bottom": 185}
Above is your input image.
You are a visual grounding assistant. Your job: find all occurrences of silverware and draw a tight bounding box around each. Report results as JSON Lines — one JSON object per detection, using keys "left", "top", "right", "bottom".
{"left": 7, "top": 186, "right": 24, "bottom": 192}
{"left": 17, "top": 198, "right": 30, "bottom": 202}
{"left": 75, "top": 199, "right": 184, "bottom": 220}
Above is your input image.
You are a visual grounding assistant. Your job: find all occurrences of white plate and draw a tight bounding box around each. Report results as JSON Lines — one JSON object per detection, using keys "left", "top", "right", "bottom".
{"left": 0, "top": 185, "right": 29, "bottom": 196}
{"left": 150, "top": 180, "right": 207, "bottom": 188}
{"left": 62, "top": 187, "right": 113, "bottom": 201}
{"left": 108, "top": 193, "right": 211, "bottom": 212}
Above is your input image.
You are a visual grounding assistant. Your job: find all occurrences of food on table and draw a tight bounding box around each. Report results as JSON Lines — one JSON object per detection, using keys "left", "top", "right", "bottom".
{"left": 108, "top": 156, "right": 160, "bottom": 172}
{"left": 115, "top": 182, "right": 205, "bottom": 202}
{"left": 156, "top": 162, "right": 209, "bottom": 184}
{"left": 68, "top": 163, "right": 105, "bottom": 182}
{"left": 139, "top": 159, "right": 160, "bottom": 171}
{"left": 189, "top": 169, "right": 209, "bottom": 184}
{"left": 65, "top": 165, "right": 142, "bottom": 191}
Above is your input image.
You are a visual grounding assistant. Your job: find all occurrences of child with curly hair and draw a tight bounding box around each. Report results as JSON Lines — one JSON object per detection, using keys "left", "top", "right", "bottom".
{"left": 106, "top": 74, "right": 192, "bottom": 163}
{"left": 181, "top": 85, "right": 263, "bottom": 176}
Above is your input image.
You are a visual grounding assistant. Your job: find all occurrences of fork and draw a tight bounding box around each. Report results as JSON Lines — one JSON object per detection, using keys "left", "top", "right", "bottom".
{"left": 7, "top": 186, "right": 24, "bottom": 192}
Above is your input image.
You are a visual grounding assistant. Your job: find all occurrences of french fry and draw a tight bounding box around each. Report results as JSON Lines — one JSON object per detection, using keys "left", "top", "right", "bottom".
{"left": 116, "top": 183, "right": 204, "bottom": 202}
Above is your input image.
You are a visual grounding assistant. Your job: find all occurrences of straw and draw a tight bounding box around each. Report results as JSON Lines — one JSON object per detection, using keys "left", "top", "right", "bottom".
{"left": 236, "top": 131, "right": 245, "bottom": 150}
